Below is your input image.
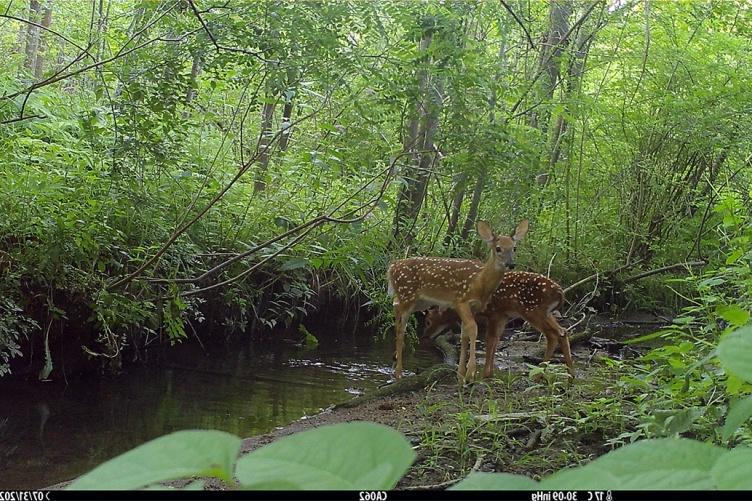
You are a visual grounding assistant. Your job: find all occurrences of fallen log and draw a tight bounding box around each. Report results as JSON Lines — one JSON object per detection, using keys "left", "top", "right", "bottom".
{"left": 334, "top": 365, "right": 456, "bottom": 409}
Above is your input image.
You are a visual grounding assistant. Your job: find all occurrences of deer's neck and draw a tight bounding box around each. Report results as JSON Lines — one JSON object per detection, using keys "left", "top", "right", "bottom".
{"left": 477, "top": 255, "right": 507, "bottom": 301}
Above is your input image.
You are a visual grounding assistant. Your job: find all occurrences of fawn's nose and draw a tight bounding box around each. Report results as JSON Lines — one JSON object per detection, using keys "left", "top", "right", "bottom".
{"left": 508, "top": 263, "right": 516, "bottom": 269}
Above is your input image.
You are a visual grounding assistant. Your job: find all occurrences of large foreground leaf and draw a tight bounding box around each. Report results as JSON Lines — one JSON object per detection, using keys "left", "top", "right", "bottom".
{"left": 711, "top": 447, "right": 752, "bottom": 489}
{"left": 722, "top": 395, "right": 752, "bottom": 441}
{"left": 236, "top": 422, "right": 415, "bottom": 490}
{"left": 717, "top": 325, "right": 752, "bottom": 383}
{"left": 541, "top": 438, "right": 725, "bottom": 489}
{"left": 68, "top": 430, "right": 241, "bottom": 490}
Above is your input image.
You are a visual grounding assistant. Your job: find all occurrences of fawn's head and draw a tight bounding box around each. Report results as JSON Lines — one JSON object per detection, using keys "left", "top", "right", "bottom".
{"left": 423, "top": 307, "right": 457, "bottom": 340}
{"left": 477, "top": 219, "right": 528, "bottom": 271}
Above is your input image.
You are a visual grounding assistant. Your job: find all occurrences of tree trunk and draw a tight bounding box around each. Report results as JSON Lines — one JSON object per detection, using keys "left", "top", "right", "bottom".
{"left": 392, "top": 29, "right": 436, "bottom": 246}
{"left": 548, "top": 5, "right": 593, "bottom": 172}
{"left": 254, "top": 100, "right": 277, "bottom": 194}
{"left": 460, "top": 169, "right": 485, "bottom": 240}
{"left": 33, "top": 0, "right": 54, "bottom": 80}
{"left": 408, "top": 78, "right": 444, "bottom": 217}
{"left": 278, "top": 96, "right": 294, "bottom": 152}
{"left": 185, "top": 52, "right": 203, "bottom": 105}
{"left": 24, "top": 0, "right": 42, "bottom": 75}
{"left": 528, "top": 0, "right": 572, "bottom": 132}
{"left": 444, "top": 172, "right": 467, "bottom": 245}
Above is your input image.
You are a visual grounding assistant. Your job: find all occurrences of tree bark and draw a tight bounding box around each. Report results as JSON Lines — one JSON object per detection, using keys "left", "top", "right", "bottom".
{"left": 444, "top": 172, "right": 467, "bottom": 245}
{"left": 33, "top": 0, "right": 54, "bottom": 80}
{"left": 278, "top": 96, "right": 294, "bottom": 152}
{"left": 528, "top": 0, "right": 572, "bottom": 132}
{"left": 392, "top": 28, "right": 438, "bottom": 246}
{"left": 185, "top": 51, "right": 203, "bottom": 105}
{"left": 460, "top": 169, "right": 485, "bottom": 240}
{"left": 253, "top": 100, "right": 277, "bottom": 194}
{"left": 24, "top": 0, "right": 42, "bottom": 75}
{"left": 548, "top": 4, "right": 592, "bottom": 172}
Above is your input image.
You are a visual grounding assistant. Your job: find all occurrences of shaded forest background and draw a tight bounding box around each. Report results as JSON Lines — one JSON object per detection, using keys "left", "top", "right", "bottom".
{"left": 1, "top": 0, "right": 751, "bottom": 379}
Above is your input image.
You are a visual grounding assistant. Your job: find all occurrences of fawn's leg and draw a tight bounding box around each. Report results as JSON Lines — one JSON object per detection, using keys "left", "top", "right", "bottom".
{"left": 393, "top": 303, "right": 412, "bottom": 379}
{"left": 455, "top": 303, "right": 478, "bottom": 383}
{"left": 545, "top": 314, "right": 575, "bottom": 378}
{"left": 483, "top": 315, "right": 508, "bottom": 378}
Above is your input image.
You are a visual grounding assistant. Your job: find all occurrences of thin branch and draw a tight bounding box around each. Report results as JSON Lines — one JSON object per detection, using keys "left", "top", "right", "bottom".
{"left": 0, "top": 114, "right": 44, "bottom": 125}
{"left": 2, "top": 31, "right": 199, "bottom": 102}
{"left": 187, "top": 0, "right": 269, "bottom": 62}
{"left": 563, "top": 257, "right": 646, "bottom": 294}
{"left": 622, "top": 260, "right": 706, "bottom": 285}
{"left": 509, "top": 0, "right": 600, "bottom": 118}
{"left": 0, "top": 13, "right": 93, "bottom": 55}
{"left": 106, "top": 90, "right": 339, "bottom": 290}
{"left": 499, "top": 0, "right": 536, "bottom": 50}
{"left": 159, "top": 152, "right": 410, "bottom": 294}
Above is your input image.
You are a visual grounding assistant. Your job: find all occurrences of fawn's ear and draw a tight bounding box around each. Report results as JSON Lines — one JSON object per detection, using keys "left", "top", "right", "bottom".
{"left": 476, "top": 221, "right": 494, "bottom": 243}
{"left": 512, "top": 220, "right": 529, "bottom": 241}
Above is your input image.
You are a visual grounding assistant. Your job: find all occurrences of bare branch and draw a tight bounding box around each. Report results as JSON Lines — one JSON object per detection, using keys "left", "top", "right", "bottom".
{"left": 499, "top": 0, "right": 536, "bottom": 50}
{"left": 187, "top": 0, "right": 269, "bottom": 63}
{"left": 0, "top": 114, "right": 44, "bottom": 125}
{"left": 0, "top": 13, "right": 93, "bottom": 56}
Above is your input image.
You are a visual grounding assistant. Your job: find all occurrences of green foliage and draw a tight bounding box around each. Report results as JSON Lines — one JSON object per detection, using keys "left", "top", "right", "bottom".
{"left": 0, "top": 298, "right": 39, "bottom": 376}
{"left": 68, "top": 422, "right": 414, "bottom": 490}
{"left": 298, "top": 323, "right": 319, "bottom": 348}
{"left": 235, "top": 422, "right": 414, "bottom": 489}
{"left": 0, "top": 0, "right": 750, "bottom": 390}
{"left": 452, "top": 323, "right": 752, "bottom": 490}
{"left": 454, "top": 439, "right": 733, "bottom": 490}
{"left": 68, "top": 431, "right": 242, "bottom": 490}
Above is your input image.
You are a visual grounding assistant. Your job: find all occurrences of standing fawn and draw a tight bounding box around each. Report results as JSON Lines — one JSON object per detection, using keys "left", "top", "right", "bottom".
{"left": 423, "top": 271, "right": 575, "bottom": 378}
{"left": 387, "top": 220, "right": 528, "bottom": 383}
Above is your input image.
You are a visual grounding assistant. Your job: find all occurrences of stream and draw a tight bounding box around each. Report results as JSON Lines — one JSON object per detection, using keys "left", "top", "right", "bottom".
{"left": 0, "top": 326, "right": 441, "bottom": 489}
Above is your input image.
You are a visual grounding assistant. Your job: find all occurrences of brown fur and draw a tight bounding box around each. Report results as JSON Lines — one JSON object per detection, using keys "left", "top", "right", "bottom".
{"left": 387, "top": 220, "right": 528, "bottom": 382}
{"left": 423, "top": 272, "right": 574, "bottom": 378}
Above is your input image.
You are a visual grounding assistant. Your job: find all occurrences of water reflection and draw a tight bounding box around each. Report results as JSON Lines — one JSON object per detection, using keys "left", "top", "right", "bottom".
{"left": 0, "top": 334, "right": 439, "bottom": 489}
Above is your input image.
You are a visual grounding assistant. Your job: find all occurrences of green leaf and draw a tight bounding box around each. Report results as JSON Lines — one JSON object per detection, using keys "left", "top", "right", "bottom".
{"left": 540, "top": 438, "right": 725, "bottom": 489}
{"left": 451, "top": 472, "right": 539, "bottom": 490}
{"left": 722, "top": 396, "right": 752, "bottom": 441}
{"left": 236, "top": 422, "right": 415, "bottom": 490}
{"left": 67, "top": 431, "right": 241, "bottom": 490}
{"left": 717, "top": 325, "right": 752, "bottom": 382}
{"left": 649, "top": 408, "right": 704, "bottom": 436}
{"left": 716, "top": 305, "right": 750, "bottom": 327}
{"left": 279, "top": 257, "right": 309, "bottom": 271}
{"left": 711, "top": 448, "right": 752, "bottom": 489}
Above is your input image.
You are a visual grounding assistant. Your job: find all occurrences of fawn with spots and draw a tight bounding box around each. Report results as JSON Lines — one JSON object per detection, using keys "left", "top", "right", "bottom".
{"left": 423, "top": 271, "right": 575, "bottom": 378}
{"left": 387, "top": 220, "right": 528, "bottom": 383}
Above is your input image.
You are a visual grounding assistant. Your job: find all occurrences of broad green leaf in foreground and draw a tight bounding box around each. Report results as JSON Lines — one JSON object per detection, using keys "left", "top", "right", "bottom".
{"left": 67, "top": 430, "right": 241, "bottom": 490}
{"left": 722, "top": 395, "right": 752, "bottom": 441}
{"left": 716, "top": 305, "right": 751, "bottom": 327}
{"left": 451, "top": 472, "right": 539, "bottom": 490}
{"left": 540, "top": 438, "right": 725, "bottom": 490}
{"left": 236, "top": 422, "right": 415, "bottom": 490}
{"left": 717, "top": 325, "right": 752, "bottom": 383}
{"left": 711, "top": 447, "right": 752, "bottom": 489}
